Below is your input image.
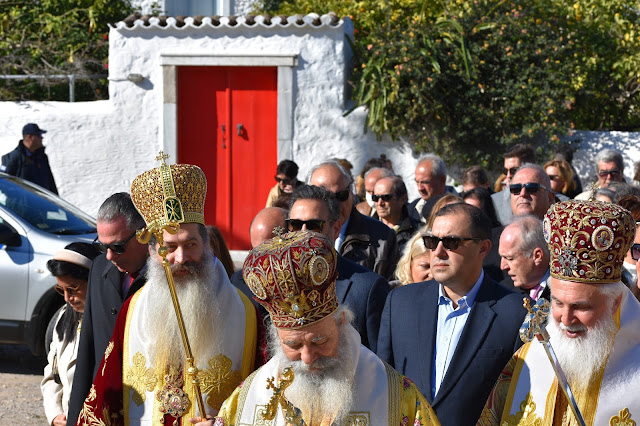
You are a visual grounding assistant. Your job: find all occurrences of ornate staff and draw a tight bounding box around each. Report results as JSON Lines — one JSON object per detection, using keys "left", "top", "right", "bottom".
{"left": 520, "top": 298, "right": 586, "bottom": 426}
{"left": 263, "top": 366, "right": 306, "bottom": 425}
{"left": 132, "top": 152, "right": 207, "bottom": 418}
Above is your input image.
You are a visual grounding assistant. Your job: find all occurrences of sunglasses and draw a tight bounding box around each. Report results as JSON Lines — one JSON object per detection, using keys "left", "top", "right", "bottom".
{"left": 92, "top": 232, "right": 136, "bottom": 254}
{"left": 631, "top": 243, "right": 640, "bottom": 261}
{"left": 503, "top": 167, "right": 518, "bottom": 176}
{"left": 422, "top": 235, "right": 483, "bottom": 250}
{"left": 372, "top": 194, "right": 395, "bottom": 203}
{"left": 333, "top": 189, "right": 351, "bottom": 202}
{"left": 286, "top": 219, "right": 326, "bottom": 233}
{"left": 54, "top": 284, "right": 81, "bottom": 296}
{"left": 547, "top": 174, "right": 563, "bottom": 182}
{"left": 509, "top": 182, "right": 548, "bottom": 195}
{"left": 598, "top": 169, "right": 621, "bottom": 179}
{"left": 275, "top": 176, "right": 295, "bottom": 185}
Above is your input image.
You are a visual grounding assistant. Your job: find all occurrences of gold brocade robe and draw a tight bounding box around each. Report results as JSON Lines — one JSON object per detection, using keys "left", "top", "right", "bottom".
{"left": 478, "top": 288, "right": 640, "bottom": 426}
{"left": 214, "top": 341, "right": 440, "bottom": 426}
{"left": 77, "top": 259, "right": 258, "bottom": 426}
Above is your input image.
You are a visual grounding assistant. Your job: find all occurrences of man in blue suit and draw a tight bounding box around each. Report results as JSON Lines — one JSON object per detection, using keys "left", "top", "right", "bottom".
{"left": 377, "top": 203, "right": 527, "bottom": 426}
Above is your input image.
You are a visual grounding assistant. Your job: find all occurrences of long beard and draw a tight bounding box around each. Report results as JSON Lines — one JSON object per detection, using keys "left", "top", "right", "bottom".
{"left": 547, "top": 313, "right": 617, "bottom": 393}
{"left": 268, "top": 322, "right": 361, "bottom": 425}
{"left": 143, "top": 252, "right": 222, "bottom": 368}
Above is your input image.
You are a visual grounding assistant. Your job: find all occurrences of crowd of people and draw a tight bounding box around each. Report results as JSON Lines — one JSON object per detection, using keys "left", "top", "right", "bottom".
{"left": 4, "top": 125, "right": 638, "bottom": 425}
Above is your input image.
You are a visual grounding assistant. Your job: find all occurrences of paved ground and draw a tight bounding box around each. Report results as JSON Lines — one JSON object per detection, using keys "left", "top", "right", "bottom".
{"left": 0, "top": 345, "right": 49, "bottom": 425}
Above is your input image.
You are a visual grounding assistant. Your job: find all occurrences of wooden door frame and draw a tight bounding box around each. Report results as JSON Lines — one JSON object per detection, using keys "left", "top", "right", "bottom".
{"left": 160, "top": 53, "right": 297, "bottom": 163}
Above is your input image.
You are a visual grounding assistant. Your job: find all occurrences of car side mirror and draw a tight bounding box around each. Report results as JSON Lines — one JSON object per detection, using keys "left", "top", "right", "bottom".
{"left": 0, "top": 222, "right": 21, "bottom": 247}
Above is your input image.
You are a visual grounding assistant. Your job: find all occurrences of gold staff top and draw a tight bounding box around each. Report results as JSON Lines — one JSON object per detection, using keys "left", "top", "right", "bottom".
{"left": 130, "top": 151, "right": 207, "bottom": 236}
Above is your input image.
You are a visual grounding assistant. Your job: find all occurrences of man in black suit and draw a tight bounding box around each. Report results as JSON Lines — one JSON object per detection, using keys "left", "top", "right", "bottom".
{"left": 377, "top": 203, "right": 527, "bottom": 426}
{"left": 66, "top": 193, "right": 148, "bottom": 426}
{"left": 308, "top": 160, "right": 399, "bottom": 280}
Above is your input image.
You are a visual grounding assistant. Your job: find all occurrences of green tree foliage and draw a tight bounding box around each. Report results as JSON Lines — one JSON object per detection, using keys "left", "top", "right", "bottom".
{"left": 0, "top": 0, "right": 134, "bottom": 101}
{"left": 259, "top": 0, "right": 640, "bottom": 167}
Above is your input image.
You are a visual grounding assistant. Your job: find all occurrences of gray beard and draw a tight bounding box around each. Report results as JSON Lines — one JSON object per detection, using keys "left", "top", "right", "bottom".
{"left": 143, "top": 251, "right": 222, "bottom": 368}
{"left": 546, "top": 313, "right": 617, "bottom": 393}
{"left": 268, "top": 322, "right": 361, "bottom": 425}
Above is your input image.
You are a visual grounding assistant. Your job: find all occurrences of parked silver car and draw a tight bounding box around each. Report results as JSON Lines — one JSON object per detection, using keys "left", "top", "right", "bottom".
{"left": 0, "top": 173, "right": 96, "bottom": 355}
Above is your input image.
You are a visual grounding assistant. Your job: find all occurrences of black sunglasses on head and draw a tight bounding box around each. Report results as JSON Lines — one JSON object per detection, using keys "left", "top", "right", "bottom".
{"left": 422, "top": 235, "right": 483, "bottom": 251}
{"left": 372, "top": 194, "right": 395, "bottom": 203}
{"left": 286, "top": 219, "right": 326, "bottom": 233}
{"left": 92, "top": 232, "right": 136, "bottom": 254}
{"left": 509, "top": 182, "right": 548, "bottom": 195}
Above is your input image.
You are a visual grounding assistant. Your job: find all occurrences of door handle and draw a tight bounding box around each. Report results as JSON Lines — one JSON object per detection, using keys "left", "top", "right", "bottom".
{"left": 221, "top": 124, "right": 226, "bottom": 149}
{"left": 237, "top": 123, "right": 244, "bottom": 136}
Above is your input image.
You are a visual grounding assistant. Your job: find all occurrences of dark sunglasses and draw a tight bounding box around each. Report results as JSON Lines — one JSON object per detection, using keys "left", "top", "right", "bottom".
{"left": 509, "top": 182, "right": 548, "bottom": 195}
{"left": 422, "top": 235, "right": 483, "bottom": 250}
{"left": 333, "top": 189, "right": 351, "bottom": 202}
{"left": 275, "top": 176, "right": 295, "bottom": 185}
{"left": 503, "top": 167, "right": 518, "bottom": 176}
{"left": 631, "top": 243, "right": 640, "bottom": 261}
{"left": 286, "top": 219, "right": 326, "bottom": 233}
{"left": 54, "top": 284, "right": 81, "bottom": 296}
{"left": 598, "top": 169, "right": 620, "bottom": 178}
{"left": 92, "top": 232, "right": 136, "bottom": 254}
{"left": 547, "top": 174, "right": 563, "bottom": 182}
{"left": 372, "top": 194, "right": 395, "bottom": 203}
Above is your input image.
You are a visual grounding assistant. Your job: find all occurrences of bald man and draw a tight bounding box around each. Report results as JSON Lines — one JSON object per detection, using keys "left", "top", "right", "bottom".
{"left": 231, "top": 207, "right": 287, "bottom": 314}
{"left": 249, "top": 207, "right": 288, "bottom": 248}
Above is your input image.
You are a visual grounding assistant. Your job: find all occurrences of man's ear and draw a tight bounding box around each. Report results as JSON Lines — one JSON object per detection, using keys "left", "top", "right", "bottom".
{"left": 532, "top": 247, "right": 544, "bottom": 265}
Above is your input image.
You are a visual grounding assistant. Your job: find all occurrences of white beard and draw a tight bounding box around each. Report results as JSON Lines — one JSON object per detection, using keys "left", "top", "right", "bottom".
{"left": 142, "top": 251, "right": 222, "bottom": 368}
{"left": 546, "top": 313, "right": 617, "bottom": 393}
{"left": 268, "top": 321, "right": 361, "bottom": 425}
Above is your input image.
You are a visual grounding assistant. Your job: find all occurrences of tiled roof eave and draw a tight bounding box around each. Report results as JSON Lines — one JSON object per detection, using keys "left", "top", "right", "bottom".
{"left": 110, "top": 13, "right": 344, "bottom": 31}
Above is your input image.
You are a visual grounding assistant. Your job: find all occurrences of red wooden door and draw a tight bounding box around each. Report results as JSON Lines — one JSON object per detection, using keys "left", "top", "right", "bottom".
{"left": 177, "top": 66, "right": 278, "bottom": 250}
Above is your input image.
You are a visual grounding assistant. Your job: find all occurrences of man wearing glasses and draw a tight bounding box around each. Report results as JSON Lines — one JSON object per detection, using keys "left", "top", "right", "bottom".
{"left": 66, "top": 192, "right": 149, "bottom": 426}
{"left": 287, "top": 184, "right": 389, "bottom": 352}
{"left": 308, "top": 160, "right": 399, "bottom": 280}
{"left": 373, "top": 176, "right": 420, "bottom": 254}
{"left": 575, "top": 148, "right": 627, "bottom": 200}
{"left": 378, "top": 203, "right": 527, "bottom": 426}
{"left": 490, "top": 143, "right": 536, "bottom": 226}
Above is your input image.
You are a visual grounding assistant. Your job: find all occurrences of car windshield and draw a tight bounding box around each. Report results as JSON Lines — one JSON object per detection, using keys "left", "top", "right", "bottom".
{"left": 0, "top": 176, "right": 96, "bottom": 234}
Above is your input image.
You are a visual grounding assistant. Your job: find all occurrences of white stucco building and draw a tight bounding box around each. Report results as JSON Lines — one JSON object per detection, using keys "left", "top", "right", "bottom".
{"left": 0, "top": 12, "right": 638, "bottom": 221}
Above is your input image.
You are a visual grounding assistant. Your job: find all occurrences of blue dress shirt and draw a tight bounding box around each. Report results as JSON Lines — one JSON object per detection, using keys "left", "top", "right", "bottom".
{"left": 335, "top": 215, "right": 351, "bottom": 251}
{"left": 432, "top": 270, "right": 485, "bottom": 397}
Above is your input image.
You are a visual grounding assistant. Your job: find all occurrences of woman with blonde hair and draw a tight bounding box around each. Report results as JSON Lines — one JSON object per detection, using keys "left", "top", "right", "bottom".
{"left": 543, "top": 159, "right": 578, "bottom": 198}
{"left": 391, "top": 225, "right": 432, "bottom": 287}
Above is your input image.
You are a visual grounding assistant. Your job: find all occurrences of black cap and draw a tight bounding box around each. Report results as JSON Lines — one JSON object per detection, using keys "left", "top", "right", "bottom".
{"left": 22, "top": 123, "right": 47, "bottom": 136}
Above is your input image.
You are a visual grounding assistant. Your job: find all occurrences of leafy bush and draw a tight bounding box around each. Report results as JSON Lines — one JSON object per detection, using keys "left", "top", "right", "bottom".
{"left": 261, "top": 0, "right": 640, "bottom": 168}
{"left": 0, "top": 0, "right": 134, "bottom": 101}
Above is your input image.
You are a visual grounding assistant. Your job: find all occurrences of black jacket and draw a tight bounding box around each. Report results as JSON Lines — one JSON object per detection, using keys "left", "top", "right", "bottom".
{"left": 339, "top": 207, "right": 399, "bottom": 280}
{"left": 66, "top": 254, "right": 145, "bottom": 426}
{"left": 1, "top": 141, "right": 58, "bottom": 194}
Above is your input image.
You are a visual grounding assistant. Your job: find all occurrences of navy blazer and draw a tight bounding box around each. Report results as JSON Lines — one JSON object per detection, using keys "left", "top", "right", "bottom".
{"left": 66, "top": 254, "right": 145, "bottom": 426}
{"left": 377, "top": 274, "right": 527, "bottom": 426}
{"left": 231, "top": 254, "right": 389, "bottom": 352}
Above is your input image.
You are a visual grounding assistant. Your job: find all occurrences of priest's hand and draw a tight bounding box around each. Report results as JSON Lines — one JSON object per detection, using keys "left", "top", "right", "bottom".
{"left": 189, "top": 415, "right": 213, "bottom": 426}
{"left": 52, "top": 414, "right": 67, "bottom": 426}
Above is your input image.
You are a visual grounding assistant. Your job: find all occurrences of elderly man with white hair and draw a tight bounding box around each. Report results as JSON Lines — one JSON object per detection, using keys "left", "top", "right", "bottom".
{"left": 479, "top": 200, "right": 640, "bottom": 425}
{"left": 197, "top": 230, "right": 440, "bottom": 426}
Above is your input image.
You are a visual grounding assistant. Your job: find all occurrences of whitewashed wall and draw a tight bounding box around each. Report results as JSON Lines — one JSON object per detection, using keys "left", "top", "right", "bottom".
{"left": 0, "top": 15, "right": 638, "bottom": 218}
